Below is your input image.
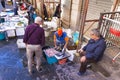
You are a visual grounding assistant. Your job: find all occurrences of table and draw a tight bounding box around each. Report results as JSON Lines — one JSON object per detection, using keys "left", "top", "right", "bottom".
{"left": 0, "top": 11, "right": 28, "bottom": 40}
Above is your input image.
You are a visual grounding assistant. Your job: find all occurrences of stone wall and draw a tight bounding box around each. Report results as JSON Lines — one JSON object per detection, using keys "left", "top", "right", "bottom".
{"left": 61, "top": 0, "right": 72, "bottom": 28}
{"left": 70, "top": 0, "right": 81, "bottom": 30}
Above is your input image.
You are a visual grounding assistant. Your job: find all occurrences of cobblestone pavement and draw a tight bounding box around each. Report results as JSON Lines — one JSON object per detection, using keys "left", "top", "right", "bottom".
{"left": 55, "top": 62, "right": 106, "bottom": 80}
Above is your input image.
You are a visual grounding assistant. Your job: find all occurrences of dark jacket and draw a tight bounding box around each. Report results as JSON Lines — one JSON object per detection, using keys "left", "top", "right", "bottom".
{"left": 23, "top": 23, "right": 45, "bottom": 46}
{"left": 83, "top": 36, "right": 106, "bottom": 62}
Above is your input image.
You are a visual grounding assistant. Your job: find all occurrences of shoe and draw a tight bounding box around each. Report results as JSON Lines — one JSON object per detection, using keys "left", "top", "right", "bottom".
{"left": 37, "top": 67, "right": 43, "bottom": 73}
{"left": 29, "top": 70, "right": 34, "bottom": 75}
{"left": 77, "top": 71, "right": 85, "bottom": 76}
{"left": 87, "top": 64, "right": 92, "bottom": 69}
{"left": 32, "top": 62, "right": 36, "bottom": 66}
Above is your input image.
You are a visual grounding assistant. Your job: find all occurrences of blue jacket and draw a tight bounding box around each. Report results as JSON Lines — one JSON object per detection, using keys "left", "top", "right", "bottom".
{"left": 83, "top": 36, "right": 106, "bottom": 62}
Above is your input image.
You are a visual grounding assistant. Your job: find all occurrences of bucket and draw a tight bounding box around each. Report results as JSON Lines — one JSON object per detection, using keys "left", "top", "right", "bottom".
{"left": 45, "top": 28, "right": 51, "bottom": 37}
{"left": 58, "top": 58, "right": 67, "bottom": 64}
{"left": 45, "top": 31, "right": 50, "bottom": 37}
{"left": 0, "top": 32, "right": 5, "bottom": 40}
{"left": 7, "top": 1, "right": 12, "bottom": 6}
{"left": 0, "top": 18, "right": 5, "bottom": 23}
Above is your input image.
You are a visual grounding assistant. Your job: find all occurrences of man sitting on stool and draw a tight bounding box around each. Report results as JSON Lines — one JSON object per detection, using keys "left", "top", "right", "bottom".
{"left": 77, "top": 28, "right": 106, "bottom": 76}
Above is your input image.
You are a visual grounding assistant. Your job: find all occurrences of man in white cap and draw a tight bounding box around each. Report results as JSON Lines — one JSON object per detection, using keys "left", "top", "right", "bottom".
{"left": 23, "top": 17, "right": 45, "bottom": 75}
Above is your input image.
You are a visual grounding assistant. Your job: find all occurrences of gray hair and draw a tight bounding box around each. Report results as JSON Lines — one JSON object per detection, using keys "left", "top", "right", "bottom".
{"left": 34, "top": 17, "right": 42, "bottom": 23}
{"left": 91, "top": 28, "right": 101, "bottom": 37}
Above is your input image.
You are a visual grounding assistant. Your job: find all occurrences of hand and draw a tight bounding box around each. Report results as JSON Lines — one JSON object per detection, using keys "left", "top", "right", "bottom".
{"left": 55, "top": 45, "right": 58, "bottom": 49}
{"left": 80, "top": 56, "right": 86, "bottom": 62}
{"left": 55, "top": 45, "right": 57, "bottom": 49}
{"left": 25, "top": 43, "right": 27, "bottom": 46}
{"left": 54, "top": 46, "right": 59, "bottom": 50}
{"left": 78, "top": 49, "right": 84, "bottom": 53}
{"left": 62, "top": 48, "right": 65, "bottom": 53}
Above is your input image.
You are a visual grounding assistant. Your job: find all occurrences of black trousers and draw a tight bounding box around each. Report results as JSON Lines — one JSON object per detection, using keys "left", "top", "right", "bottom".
{"left": 79, "top": 52, "right": 96, "bottom": 72}
{"left": 1, "top": 1, "right": 5, "bottom": 8}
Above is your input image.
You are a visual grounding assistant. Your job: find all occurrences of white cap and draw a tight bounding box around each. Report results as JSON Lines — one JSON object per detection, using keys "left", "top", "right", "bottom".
{"left": 34, "top": 16, "right": 42, "bottom": 23}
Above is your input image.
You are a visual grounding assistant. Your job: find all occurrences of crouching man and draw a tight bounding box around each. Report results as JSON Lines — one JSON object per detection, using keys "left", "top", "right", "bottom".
{"left": 54, "top": 28, "right": 69, "bottom": 52}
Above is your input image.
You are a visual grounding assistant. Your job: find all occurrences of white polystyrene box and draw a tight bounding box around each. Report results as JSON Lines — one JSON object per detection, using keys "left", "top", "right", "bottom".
{"left": 6, "top": 30, "right": 16, "bottom": 37}
{"left": 17, "top": 39, "right": 26, "bottom": 48}
{"left": 16, "top": 27, "right": 25, "bottom": 36}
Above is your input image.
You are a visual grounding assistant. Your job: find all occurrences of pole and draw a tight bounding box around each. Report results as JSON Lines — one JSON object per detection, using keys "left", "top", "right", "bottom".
{"left": 111, "top": 0, "right": 119, "bottom": 12}
{"left": 69, "top": 0, "right": 72, "bottom": 28}
{"left": 59, "top": 0, "right": 61, "bottom": 27}
{"left": 77, "top": 0, "right": 89, "bottom": 52}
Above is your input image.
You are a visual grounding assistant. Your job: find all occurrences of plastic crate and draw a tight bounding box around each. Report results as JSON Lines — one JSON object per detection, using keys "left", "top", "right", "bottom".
{"left": 0, "top": 32, "right": 5, "bottom": 40}
{"left": 46, "top": 55, "right": 58, "bottom": 64}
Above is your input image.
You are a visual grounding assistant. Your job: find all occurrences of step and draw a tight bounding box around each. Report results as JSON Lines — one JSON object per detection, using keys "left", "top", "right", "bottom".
{"left": 91, "top": 47, "right": 120, "bottom": 79}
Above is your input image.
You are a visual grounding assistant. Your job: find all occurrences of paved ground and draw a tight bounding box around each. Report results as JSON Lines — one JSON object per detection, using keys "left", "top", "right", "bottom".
{"left": 0, "top": 35, "right": 107, "bottom": 80}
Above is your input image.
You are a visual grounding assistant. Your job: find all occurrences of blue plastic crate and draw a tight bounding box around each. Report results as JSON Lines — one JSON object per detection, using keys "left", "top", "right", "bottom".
{"left": 46, "top": 55, "right": 58, "bottom": 64}
{"left": 0, "top": 32, "right": 5, "bottom": 40}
